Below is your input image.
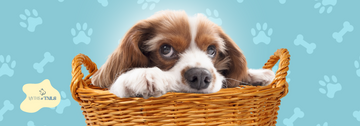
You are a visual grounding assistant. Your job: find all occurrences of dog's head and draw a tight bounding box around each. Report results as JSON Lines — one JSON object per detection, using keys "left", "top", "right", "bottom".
{"left": 92, "top": 10, "right": 248, "bottom": 93}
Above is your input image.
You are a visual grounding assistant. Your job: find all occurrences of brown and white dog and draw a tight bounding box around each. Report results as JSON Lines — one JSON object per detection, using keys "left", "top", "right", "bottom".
{"left": 91, "top": 10, "right": 275, "bottom": 99}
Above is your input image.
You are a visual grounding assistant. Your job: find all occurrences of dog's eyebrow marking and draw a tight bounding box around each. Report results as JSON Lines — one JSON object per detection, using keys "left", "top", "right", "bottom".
{"left": 214, "top": 34, "right": 226, "bottom": 53}
{"left": 144, "top": 35, "right": 165, "bottom": 52}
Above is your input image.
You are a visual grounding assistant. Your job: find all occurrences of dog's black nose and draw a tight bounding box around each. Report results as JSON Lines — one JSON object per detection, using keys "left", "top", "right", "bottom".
{"left": 184, "top": 68, "right": 212, "bottom": 90}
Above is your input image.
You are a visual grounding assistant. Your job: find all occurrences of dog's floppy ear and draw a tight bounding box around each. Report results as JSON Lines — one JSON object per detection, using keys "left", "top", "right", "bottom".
{"left": 91, "top": 21, "right": 154, "bottom": 88}
{"left": 217, "top": 27, "right": 248, "bottom": 88}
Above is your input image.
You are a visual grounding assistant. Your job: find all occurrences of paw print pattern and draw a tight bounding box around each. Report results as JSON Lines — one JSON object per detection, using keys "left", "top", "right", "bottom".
{"left": 97, "top": 0, "right": 108, "bottom": 7}
{"left": 27, "top": 121, "right": 35, "bottom": 126}
{"left": 137, "top": 0, "right": 160, "bottom": 10}
{"left": 314, "top": 0, "right": 337, "bottom": 14}
{"left": 0, "top": 55, "right": 16, "bottom": 77}
{"left": 251, "top": 23, "right": 273, "bottom": 45}
{"left": 316, "top": 122, "right": 328, "bottom": 126}
{"left": 206, "top": 9, "right": 222, "bottom": 26}
{"left": 19, "top": 9, "right": 43, "bottom": 32}
{"left": 279, "top": 0, "right": 286, "bottom": 4}
{"left": 355, "top": 56, "right": 360, "bottom": 77}
{"left": 237, "top": 0, "right": 244, "bottom": 3}
{"left": 71, "top": 23, "right": 93, "bottom": 45}
{"left": 319, "top": 75, "right": 342, "bottom": 98}
{"left": 354, "top": 110, "right": 360, "bottom": 122}
{"left": 56, "top": 91, "right": 71, "bottom": 114}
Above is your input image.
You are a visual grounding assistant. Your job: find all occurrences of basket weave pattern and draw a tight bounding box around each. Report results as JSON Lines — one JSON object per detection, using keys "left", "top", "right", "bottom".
{"left": 71, "top": 48, "right": 290, "bottom": 126}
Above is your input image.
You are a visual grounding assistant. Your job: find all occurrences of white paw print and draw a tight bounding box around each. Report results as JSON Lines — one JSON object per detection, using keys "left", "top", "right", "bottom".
{"left": 71, "top": 23, "right": 93, "bottom": 45}
{"left": 0, "top": 55, "right": 16, "bottom": 77}
{"left": 50, "top": 91, "right": 71, "bottom": 114}
{"left": 237, "top": 0, "right": 244, "bottom": 3}
{"left": 314, "top": 0, "right": 337, "bottom": 14}
{"left": 251, "top": 23, "right": 273, "bottom": 45}
{"left": 27, "top": 121, "right": 35, "bottom": 126}
{"left": 354, "top": 56, "right": 360, "bottom": 77}
{"left": 137, "top": 0, "right": 160, "bottom": 10}
{"left": 97, "top": 0, "right": 108, "bottom": 7}
{"left": 205, "top": 9, "right": 222, "bottom": 26}
{"left": 19, "top": 9, "right": 43, "bottom": 32}
{"left": 319, "top": 75, "right": 342, "bottom": 98}
{"left": 279, "top": 0, "right": 286, "bottom": 4}
{"left": 354, "top": 110, "right": 360, "bottom": 122}
{"left": 316, "top": 122, "right": 328, "bottom": 126}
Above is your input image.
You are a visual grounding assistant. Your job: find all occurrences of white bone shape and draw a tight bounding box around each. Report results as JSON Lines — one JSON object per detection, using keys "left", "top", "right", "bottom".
{"left": 294, "top": 34, "right": 316, "bottom": 54}
{"left": 316, "top": 122, "right": 328, "bottom": 126}
{"left": 332, "top": 21, "right": 354, "bottom": 43}
{"left": 33, "top": 52, "right": 54, "bottom": 73}
{"left": 0, "top": 100, "right": 14, "bottom": 121}
{"left": 283, "top": 107, "right": 304, "bottom": 126}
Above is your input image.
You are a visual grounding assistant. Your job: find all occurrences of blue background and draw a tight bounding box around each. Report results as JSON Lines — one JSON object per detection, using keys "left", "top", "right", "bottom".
{"left": 1, "top": 0, "right": 359, "bottom": 125}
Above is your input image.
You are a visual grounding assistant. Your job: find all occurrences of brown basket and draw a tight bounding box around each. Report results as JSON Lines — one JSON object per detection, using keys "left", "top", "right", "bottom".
{"left": 71, "top": 48, "right": 290, "bottom": 126}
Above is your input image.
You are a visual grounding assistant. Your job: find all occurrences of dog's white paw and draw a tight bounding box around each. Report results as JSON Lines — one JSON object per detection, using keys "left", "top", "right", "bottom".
{"left": 247, "top": 69, "right": 275, "bottom": 86}
{"left": 109, "top": 67, "right": 169, "bottom": 99}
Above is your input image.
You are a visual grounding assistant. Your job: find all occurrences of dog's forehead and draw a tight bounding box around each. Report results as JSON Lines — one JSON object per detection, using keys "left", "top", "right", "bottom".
{"left": 146, "top": 10, "right": 224, "bottom": 53}
{"left": 149, "top": 11, "right": 191, "bottom": 41}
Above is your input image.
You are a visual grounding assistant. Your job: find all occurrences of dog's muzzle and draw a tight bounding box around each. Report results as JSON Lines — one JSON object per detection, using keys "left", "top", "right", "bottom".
{"left": 184, "top": 68, "right": 212, "bottom": 90}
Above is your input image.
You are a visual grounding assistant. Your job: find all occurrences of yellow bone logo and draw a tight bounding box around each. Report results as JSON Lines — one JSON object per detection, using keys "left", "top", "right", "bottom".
{"left": 20, "top": 79, "right": 60, "bottom": 113}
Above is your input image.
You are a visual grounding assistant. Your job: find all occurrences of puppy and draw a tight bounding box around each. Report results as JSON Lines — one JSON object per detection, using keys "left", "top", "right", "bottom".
{"left": 91, "top": 10, "right": 275, "bottom": 99}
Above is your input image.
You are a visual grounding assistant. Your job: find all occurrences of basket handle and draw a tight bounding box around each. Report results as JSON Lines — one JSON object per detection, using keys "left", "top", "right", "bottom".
{"left": 71, "top": 54, "right": 98, "bottom": 102}
{"left": 262, "top": 48, "right": 290, "bottom": 96}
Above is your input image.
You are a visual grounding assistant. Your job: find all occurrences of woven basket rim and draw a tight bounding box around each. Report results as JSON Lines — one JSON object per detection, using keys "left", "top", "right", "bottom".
{"left": 71, "top": 48, "right": 290, "bottom": 102}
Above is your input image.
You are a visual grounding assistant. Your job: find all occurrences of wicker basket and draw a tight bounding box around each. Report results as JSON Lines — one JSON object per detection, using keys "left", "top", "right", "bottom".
{"left": 70, "top": 48, "right": 290, "bottom": 126}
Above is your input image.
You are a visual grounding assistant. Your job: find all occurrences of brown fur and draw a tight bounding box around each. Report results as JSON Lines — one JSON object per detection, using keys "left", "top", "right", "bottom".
{"left": 216, "top": 27, "right": 248, "bottom": 88}
{"left": 180, "top": 66, "right": 191, "bottom": 86}
{"left": 195, "top": 17, "right": 221, "bottom": 53}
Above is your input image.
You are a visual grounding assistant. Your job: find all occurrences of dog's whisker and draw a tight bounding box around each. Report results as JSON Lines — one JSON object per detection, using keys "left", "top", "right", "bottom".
{"left": 225, "top": 78, "right": 250, "bottom": 85}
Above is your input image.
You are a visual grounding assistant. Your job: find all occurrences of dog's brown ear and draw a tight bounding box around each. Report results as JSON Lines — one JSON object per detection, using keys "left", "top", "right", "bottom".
{"left": 91, "top": 21, "right": 154, "bottom": 88}
{"left": 217, "top": 27, "right": 248, "bottom": 88}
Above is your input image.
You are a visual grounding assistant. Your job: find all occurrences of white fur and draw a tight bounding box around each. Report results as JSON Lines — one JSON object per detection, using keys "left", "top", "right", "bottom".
{"left": 247, "top": 69, "right": 275, "bottom": 86}
{"left": 189, "top": 15, "right": 198, "bottom": 45}
{"left": 109, "top": 67, "right": 176, "bottom": 99}
{"left": 166, "top": 43, "right": 225, "bottom": 93}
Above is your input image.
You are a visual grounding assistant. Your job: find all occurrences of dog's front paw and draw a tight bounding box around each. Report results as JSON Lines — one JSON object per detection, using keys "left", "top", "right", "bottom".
{"left": 109, "top": 67, "right": 169, "bottom": 99}
{"left": 247, "top": 69, "right": 275, "bottom": 86}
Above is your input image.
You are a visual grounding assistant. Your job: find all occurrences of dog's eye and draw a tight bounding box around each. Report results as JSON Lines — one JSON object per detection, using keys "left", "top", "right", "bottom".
{"left": 160, "top": 44, "right": 175, "bottom": 58}
{"left": 207, "top": 45, "right": 216, "bottom": 58}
